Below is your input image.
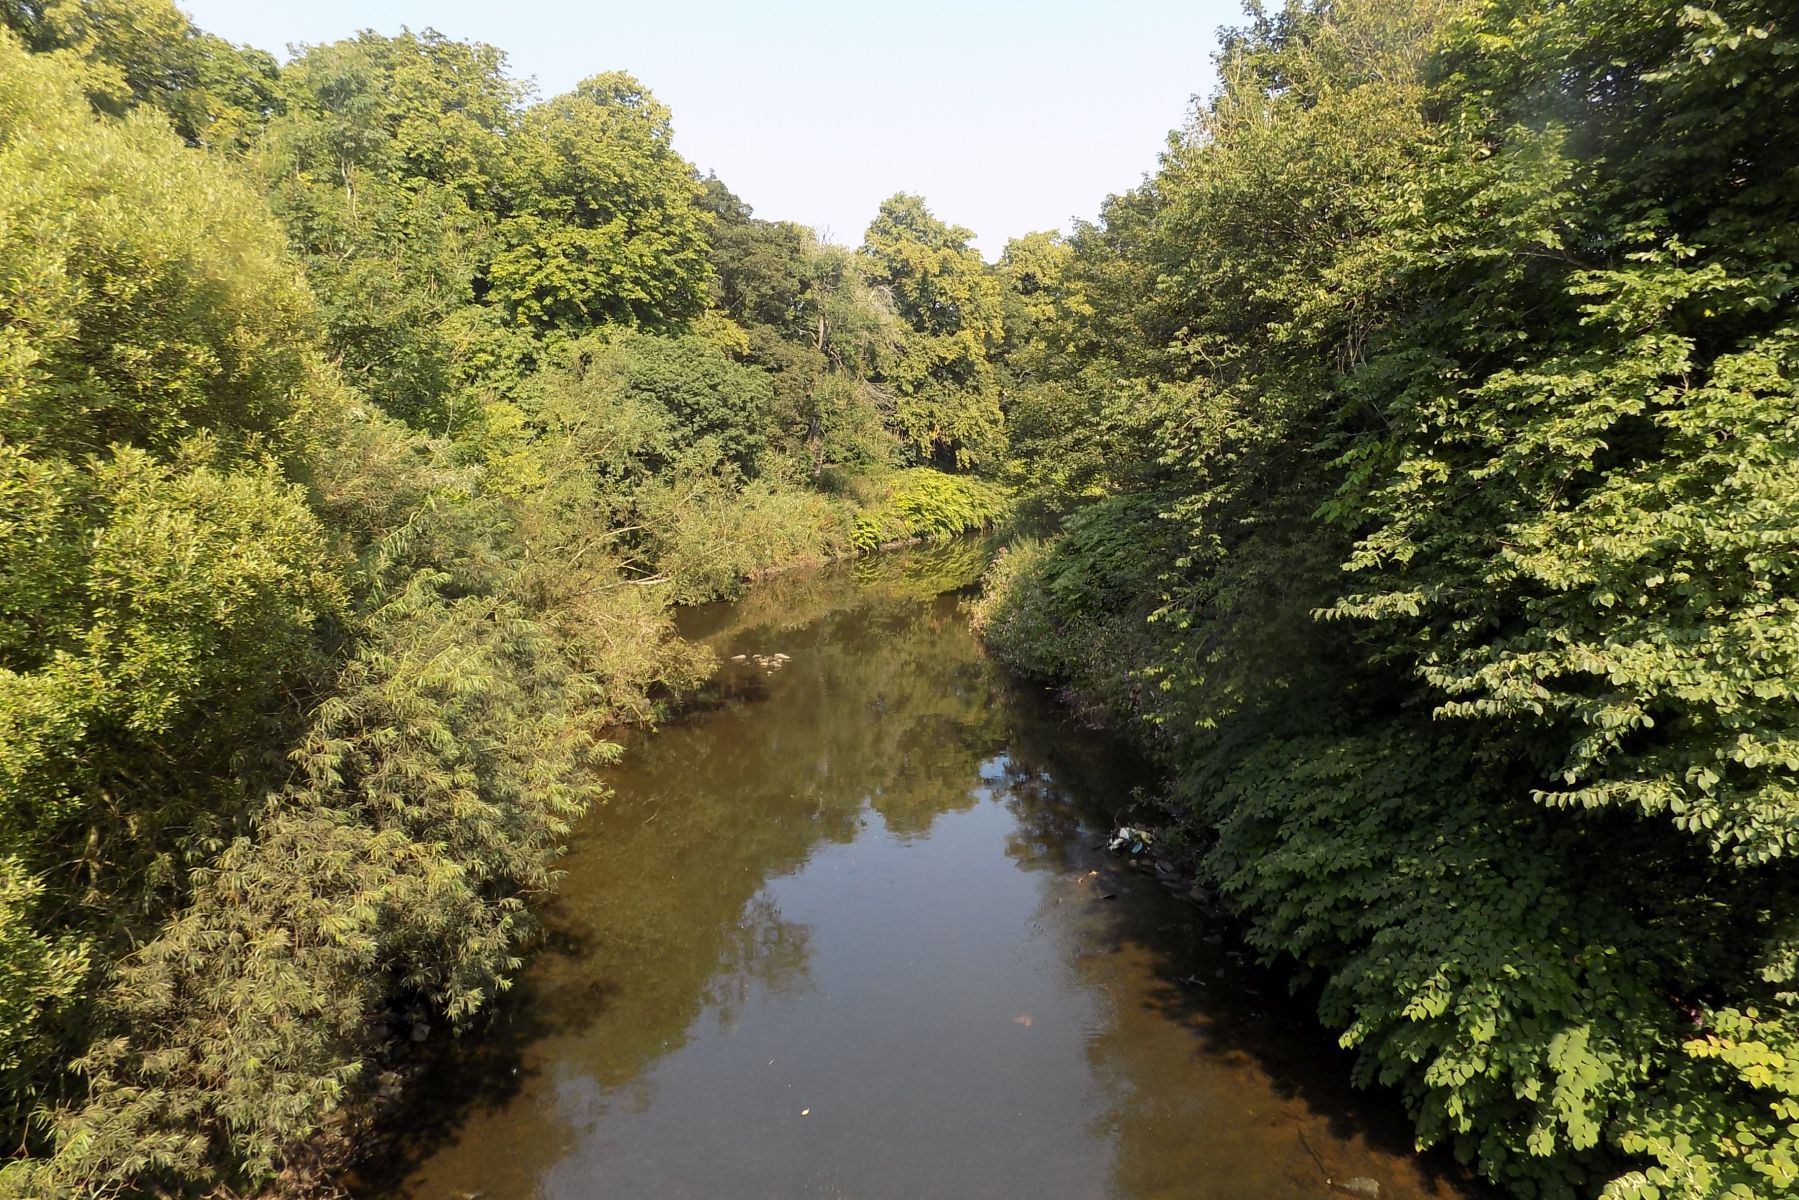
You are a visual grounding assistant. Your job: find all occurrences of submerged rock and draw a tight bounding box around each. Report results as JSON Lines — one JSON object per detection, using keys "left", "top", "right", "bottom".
{"left": 747, "top": 651, "right": 793, "bottom": 671}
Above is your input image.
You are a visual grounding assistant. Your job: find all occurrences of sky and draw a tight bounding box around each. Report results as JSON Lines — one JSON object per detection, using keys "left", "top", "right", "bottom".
{"left": 179, "top": 1, "right": 1244, "bottom": 258}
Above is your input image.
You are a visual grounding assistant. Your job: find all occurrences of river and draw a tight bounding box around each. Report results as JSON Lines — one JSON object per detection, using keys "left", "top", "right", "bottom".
{"left": 358, "top": 543, "right": 1480, "bottom": 1200}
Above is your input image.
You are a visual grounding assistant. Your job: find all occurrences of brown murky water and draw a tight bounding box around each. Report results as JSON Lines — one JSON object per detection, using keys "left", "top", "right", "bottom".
{"left": 360, "top": 544, "right": 1481, "bottom": 1200}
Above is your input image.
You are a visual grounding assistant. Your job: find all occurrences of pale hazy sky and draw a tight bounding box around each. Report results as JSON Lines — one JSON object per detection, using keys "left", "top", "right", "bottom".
{"left": 180, "top": 1, "right": 1243, "bottom": 257}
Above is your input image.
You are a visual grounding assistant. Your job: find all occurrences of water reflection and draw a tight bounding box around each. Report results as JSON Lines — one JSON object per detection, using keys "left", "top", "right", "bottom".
{"left": 359, "top": 547, "right": 1481, "bottom": 1200}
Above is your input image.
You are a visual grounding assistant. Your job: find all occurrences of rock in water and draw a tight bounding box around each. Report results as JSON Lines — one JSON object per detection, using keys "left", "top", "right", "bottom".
{"left": 1335, "top": 1178, "right": 1380, "bottom": 1198}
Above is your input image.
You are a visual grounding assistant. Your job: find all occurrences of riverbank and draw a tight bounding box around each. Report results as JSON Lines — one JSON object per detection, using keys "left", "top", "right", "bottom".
{"left": 345, "top": 549, "right": 1484, "bottom": 1200}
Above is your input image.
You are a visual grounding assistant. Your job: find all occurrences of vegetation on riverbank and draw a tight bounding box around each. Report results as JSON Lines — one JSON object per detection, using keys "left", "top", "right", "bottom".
{"left": 0, "top": 4, "right": 1007, "bottom": 1193}
{"left": 2, "top": 0, "right": 1794, "bottom": 1197}
{"left": 973, "top": 1, "right": 1799, "bottom": 1198}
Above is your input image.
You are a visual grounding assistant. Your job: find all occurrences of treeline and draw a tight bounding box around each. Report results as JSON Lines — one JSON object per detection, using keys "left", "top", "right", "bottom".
{"left": 0, "top": 2, "right": 1020, "bottom": 1194}
{"left": 972, "top": 1, "right": 1797, "bottom": 1198}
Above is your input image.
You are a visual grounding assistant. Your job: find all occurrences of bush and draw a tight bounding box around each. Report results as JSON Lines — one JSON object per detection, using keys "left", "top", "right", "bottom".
{"left": 636, "top": 474, "right": 855, "bottom": 604}
{"left": 0, "top": 31, "right": 713, "bottom": 1194}
{"left": 973, "top": 2, "right": 1799, "bottom": 1196}
{"left": 848, "top": 468, "right": 1011, "bottom": 552}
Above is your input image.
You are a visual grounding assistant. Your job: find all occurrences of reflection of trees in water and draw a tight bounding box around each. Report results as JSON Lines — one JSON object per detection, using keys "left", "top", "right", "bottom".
{"left": 848, "top": 536, "right": 995, "bottom": 596}
{"left": 377, "top": 559, "right": 1014, "bottom": 1197}
{"left": 990, "top": 689, "right": 1480, "bottom": 1200}
{"left": 520, "top": 559, "right": 1009, "bottom": 1086}
{"left": 375, "top": 549, "right": 1477, "bottom": 1200}
{"left": 686, "top": 536, "right": 996, "bottom": 645}
{"left": 703, "top": 895, "right": 814, "bottom": 1030}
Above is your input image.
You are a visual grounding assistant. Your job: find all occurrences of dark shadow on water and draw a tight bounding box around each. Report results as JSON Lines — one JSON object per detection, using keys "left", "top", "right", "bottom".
{"left": 348, "top": 901, "right": 625, "bottom": 1197}
{"left": 996, "top": 683, "right": 1493, "bottom": 1199}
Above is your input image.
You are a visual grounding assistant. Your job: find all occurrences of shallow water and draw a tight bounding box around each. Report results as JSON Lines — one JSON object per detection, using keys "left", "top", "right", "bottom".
{"left": 361, "top": 546, "right": 1480, "bottom": 1200}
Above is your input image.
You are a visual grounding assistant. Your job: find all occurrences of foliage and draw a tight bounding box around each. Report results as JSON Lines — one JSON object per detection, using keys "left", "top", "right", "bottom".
{"left": 637, "top": 476, "right": 854, "bottom": 604}
{"left": 491, "top": 72, "right": 712, "bottom": 334}
{"left": 700, "top": 180, "right": 909, "bottom": 477}
{"left": 0, "top": 860, "right": 85, "bottom": 1139}
{"left": 1328, "top": 0, "right": 1799, "bottom": 866}
{"left": 255, "top": 28, "right": 520, "bottom": 430}
{"left": 0, "top": 0, "right": 280, "bottom": 147}
{"left": 975, "top": 1, "right": 1799, "bottom": 1197}
{"left": 860, "top": 194, "right": 1006, "bottom": 468}
{"left": 26, "top": 0, "right": 1798, "bottom": 1194}
{"left": 489, "top": 331, "right": 853, "bottom": 604}
{"left": 850, "top": 469, "right": 1011, "bottom": 552}
{"left": 0, "top": 23, "right": 726, "bottom": 1195}
{"left": 557, "top": 331, "right": 780, "bottom": 477}
{"left": 969, "top": 496, "right": 1182, "bottom": 726}
{"left": 257, "top": 36, "right": 718, "bottom": 429}
{"left": 0, "top": 22, "right": 347, "bottom": 934}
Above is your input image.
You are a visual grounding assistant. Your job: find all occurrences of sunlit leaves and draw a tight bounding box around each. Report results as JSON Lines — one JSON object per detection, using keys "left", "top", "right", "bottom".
{"left": 977, "top": 1, "right": 1799, "bottom": 1197}
{"left": 860, "top": 194, "right": 1007, "bottom": 468}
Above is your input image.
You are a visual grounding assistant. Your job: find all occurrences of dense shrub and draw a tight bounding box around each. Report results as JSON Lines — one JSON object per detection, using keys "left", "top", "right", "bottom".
{"left": 976, "top": 2, "right": 1799, "bottom": 1197}
{"left": 637, "top": 475, "right": 854, "bottom": 603}
{"left": 849, "top": 469, "right": 1012, "bottom": 552}
{"left": 0, "top": 27, "right": 711, "bottom": 1195}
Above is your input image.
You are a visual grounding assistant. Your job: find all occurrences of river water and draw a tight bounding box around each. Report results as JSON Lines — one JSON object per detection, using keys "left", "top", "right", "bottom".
{"left": 361, "top": 544, "right": 1479, "bottom": 1200}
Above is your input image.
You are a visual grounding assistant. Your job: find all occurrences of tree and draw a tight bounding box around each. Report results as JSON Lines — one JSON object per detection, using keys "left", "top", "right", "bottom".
{"left": 0, "top": 24, "right": 351, "bottom": 1161}
{"left": 1, "top": 0, "right": 280, "bottom": 147}
{"left": 257, "top": 29, "right": 521, "bottom": 429}
{"left": 973, "top": 1, "right": 1799, "bottom": 1196}
{"left": 490, "top": 72, "right": 713, "bottom": 334}
{"left": 859, "top": 193, "right": 1005, "bottom": 468}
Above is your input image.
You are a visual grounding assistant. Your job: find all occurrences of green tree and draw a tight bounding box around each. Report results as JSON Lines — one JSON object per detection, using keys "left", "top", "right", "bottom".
{"left": 491, "top": 72, "right": 713, "bottom": 334}
{"left": 860, "top": 193, "right": 1005, "bottom": 468}
{"left": 0, "top": 22, "right": 352, "bottom": 1160}
{"left": 0, "top": 27, "right": 720, "bottom": 1194}
{"left": 0, "top": 0, "right": 280, "bottom": 147}
{"left": 257, "top": 29, "right": 521, "bottom": 429}
{"left": 698, "top": 178, "right": 906, "bottom": 476}
{"left": 974, "top": 2, "right": 1799, "bottom": 1197}
{"left": 537, "top": 331, "right": 780, "bottom": 479}
{"left": 992, "top": 231, "right": 1120, "bottom": 509}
